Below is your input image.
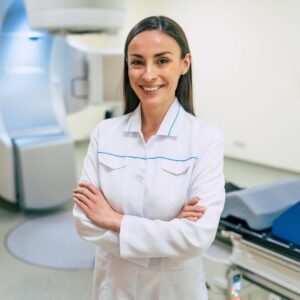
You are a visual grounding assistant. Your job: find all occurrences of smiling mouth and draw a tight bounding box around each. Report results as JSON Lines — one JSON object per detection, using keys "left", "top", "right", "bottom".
{"left": 141, "top": 85, "right": 163, "bottom": 92}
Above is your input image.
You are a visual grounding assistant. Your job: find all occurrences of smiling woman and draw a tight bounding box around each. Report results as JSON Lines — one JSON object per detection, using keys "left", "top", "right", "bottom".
{"left": 126, "top": 30, "right": 191, "bottom": 141}
{"left": 127, "top": 30, "right": 190, "bottom": 106}
{"left": 123, "top": 16, "right": 194, "bottom": 116}
{"left": 73, "top": 16, "right": 225, "bottom": 300}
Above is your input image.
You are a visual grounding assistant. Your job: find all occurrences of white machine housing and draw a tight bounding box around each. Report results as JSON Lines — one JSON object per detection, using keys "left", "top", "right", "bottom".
{"left": 24, "top": 0, "right": 127, "bottom": 33}
{"left": 0, "top": 0, "right": 126, "bottom": 209}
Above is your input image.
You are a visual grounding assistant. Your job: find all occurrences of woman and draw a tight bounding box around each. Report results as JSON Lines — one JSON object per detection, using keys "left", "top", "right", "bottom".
{"left": 73, "top": 16, "right": 225, "bottom": 300}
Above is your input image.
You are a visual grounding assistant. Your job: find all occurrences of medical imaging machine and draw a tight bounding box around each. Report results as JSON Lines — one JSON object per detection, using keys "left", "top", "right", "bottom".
{"left": 0, "top": 0, "right": 125, "bottom": 209}
{"left": 204, "top": 179, "right": 300, "bottom": 300}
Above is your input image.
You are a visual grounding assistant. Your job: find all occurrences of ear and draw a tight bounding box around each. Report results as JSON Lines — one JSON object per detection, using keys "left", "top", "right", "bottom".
{"left": 181, "top": 53, "right": 191, "bottom": 75}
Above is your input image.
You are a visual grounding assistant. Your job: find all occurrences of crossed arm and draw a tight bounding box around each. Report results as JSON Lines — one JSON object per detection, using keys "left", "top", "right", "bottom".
{"left": 73, "top": 181, "right": 206, "bottom": 232}
{"left": 73, "top": 125, "right": 225, "bottom": 260}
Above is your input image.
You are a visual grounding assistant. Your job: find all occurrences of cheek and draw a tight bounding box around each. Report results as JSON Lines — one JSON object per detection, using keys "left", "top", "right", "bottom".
{"left": 167, "top": 71, "right": 181, "bottom": 88}
{"left": 128, "top": 69, "right": 141, "bottom": 84}
{"left": 164, "top": 66, "right": 181, "bottom": 82}
{"left": 128, "top": 73, "right": 138, "bottom": 93}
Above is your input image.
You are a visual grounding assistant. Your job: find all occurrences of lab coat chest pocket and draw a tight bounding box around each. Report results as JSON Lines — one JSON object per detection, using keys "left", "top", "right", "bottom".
{"left": 152, "top": 160, "right": 193, "bottom": 219}
{"left": 161, "top": 160, "right": 192, "bottom": 199}
{"left": 161, "top": 160, "right": 191, "bottom": 175}
{"left": 98, "top": 155, "right": 127, "bottom": 212}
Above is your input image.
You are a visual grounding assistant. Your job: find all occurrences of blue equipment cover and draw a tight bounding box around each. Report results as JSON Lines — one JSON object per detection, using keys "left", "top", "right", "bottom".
{"left": 272, "top": 201, "right": 300, "bottom": 247}
{"left": 222, "top": 178, "right": 300, "bottom": 230}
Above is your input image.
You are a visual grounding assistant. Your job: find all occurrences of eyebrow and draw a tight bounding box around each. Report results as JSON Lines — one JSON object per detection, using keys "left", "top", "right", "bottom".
{"left": 128, "top": 51, "right": 173, "bottom": 58}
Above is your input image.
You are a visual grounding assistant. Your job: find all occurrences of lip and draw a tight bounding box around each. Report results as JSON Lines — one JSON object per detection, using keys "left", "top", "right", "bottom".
{"left": 140, "top": 85, "right": 164, "bottom": 94}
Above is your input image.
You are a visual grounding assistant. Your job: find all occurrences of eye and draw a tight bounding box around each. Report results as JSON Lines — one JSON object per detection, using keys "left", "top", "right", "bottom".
{"left": 157, "top": 57, "right": 169, "bottom": 65}
{"left": 129, "top": 59, "right": 144, "bottom": 66}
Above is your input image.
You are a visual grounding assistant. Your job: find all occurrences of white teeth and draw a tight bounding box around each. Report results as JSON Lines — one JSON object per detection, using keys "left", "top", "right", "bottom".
{"left": 143, "top": 86, "right": 160, "bottom": 92}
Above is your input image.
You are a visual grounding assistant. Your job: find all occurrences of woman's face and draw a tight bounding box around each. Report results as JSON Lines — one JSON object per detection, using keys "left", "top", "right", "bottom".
{"left": 127, "top": 30, "right": 191, "bottom": 110}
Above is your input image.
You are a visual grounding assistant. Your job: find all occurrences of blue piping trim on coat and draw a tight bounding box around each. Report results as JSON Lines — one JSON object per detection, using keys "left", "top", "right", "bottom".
{"left": 126, "top": 114, "right": 134, "bottom": 132}
{"left": 98, "top": 151, "right": 198, "bottom": 162}
{"left": 127, "top": 119, "right": 132, "bottom": 132}
{"left": 168, "top": 102, "right": 180, "bottom": 136}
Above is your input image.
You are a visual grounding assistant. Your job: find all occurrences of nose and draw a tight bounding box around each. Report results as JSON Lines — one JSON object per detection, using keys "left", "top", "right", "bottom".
{"left": 142, "top": 63, "right": 157, "bottom": 81}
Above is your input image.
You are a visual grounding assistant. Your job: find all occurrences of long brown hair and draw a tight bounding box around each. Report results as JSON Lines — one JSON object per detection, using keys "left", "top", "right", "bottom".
{"left": 123, "top": 16, "right": 194, "bottom": 115}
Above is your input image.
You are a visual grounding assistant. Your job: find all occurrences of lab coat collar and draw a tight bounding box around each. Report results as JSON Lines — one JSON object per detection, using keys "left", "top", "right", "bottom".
{"left": 125, "top": 98, "right": 183, "bottom": 137}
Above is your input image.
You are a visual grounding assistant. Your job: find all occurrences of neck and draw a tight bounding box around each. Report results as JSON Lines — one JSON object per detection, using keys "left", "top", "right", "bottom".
{"left": 140, "top": 98, "right": 175, "bottom": 141}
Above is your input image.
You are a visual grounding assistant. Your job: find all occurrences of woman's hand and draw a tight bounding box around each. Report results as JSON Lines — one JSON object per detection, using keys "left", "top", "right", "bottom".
{"left": 73, "top": 182, "right": 123, "bottom": 232}
{"left": 177, "top": 197, "right": 206, "bottom": 222}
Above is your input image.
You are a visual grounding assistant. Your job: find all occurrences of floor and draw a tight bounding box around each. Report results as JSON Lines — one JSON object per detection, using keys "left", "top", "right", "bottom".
{"left": 0, "top": 141, "right": 299, "bottom": 300}
{"left": 0, "top": 141, "right": 93, "bottom": 300}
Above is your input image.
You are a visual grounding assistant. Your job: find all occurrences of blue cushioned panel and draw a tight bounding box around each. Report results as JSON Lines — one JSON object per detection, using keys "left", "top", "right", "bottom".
{"left": 222, "top": 178, "right": 300, "bottom": 230}
{"left": 272, "top": 201, "right": 300, "bottom": 247}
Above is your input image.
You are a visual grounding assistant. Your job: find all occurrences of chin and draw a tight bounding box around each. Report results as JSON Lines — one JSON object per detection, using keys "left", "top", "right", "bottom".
{"left": 140, "top": 97, "right": 163, "bottom": 107}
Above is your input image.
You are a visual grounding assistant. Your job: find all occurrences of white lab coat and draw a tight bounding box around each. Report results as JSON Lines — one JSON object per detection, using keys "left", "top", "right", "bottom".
{"left": 73, "top": 98, "right": 225, "bottom": 300}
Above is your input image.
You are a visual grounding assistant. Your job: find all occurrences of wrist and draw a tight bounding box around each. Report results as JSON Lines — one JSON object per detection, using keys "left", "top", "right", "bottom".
{"left": 111, "top": 213, "right": 123, "bottom": 232}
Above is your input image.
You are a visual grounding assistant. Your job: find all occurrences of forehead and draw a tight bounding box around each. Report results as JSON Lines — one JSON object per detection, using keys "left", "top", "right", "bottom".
{"left": 127, "top": 30, "right": 181, "bottom": 55}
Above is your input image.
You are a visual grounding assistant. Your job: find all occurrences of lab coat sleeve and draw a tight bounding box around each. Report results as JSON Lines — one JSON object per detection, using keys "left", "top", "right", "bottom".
{"left": 73, "top": 126, "right": 149, "bottom": 267}
{"left": 119, "top": 127, "right": 225, "bottom": 258}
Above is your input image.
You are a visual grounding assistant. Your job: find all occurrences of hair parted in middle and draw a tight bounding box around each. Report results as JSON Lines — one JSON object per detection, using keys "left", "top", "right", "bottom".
{"left": 123, "top": 15, "right": 194, "bottom": 115}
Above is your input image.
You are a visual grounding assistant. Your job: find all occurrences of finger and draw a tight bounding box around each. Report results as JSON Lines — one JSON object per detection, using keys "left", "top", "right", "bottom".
{"left": 178, "top": 211, "right": 203, "bottom": 219}
{"left": 180, "top": 211, "right": 204, "bottom": 219}
{"left": 186, "top": 197, "right": 201, "bottom": 206}
{"left": 186, "top": 217, "right": 199, "bottom": 222}
{"left": 73, "top": 197, "right": 90, "bottom": 214}
{"left": 73, "top": 193, "right": 93, "bottom": 209}
{"left": 73, "top": 187, "right": 95, "bottom": 202}
{"left": 182, "top": 205, "right": 206, "bottom": 213}
{"left": 79, "top": 182, "right": 100, "bottom": 196}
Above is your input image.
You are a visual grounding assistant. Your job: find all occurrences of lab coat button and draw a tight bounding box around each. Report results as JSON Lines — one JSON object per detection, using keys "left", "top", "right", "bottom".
{"left": 137, "top": 175, "right": 144, "bottom": 182}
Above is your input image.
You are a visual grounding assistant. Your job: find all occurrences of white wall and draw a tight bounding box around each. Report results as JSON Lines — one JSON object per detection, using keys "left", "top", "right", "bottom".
{"left": 125, "top": 0, "right": 300, "bottom": 173}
